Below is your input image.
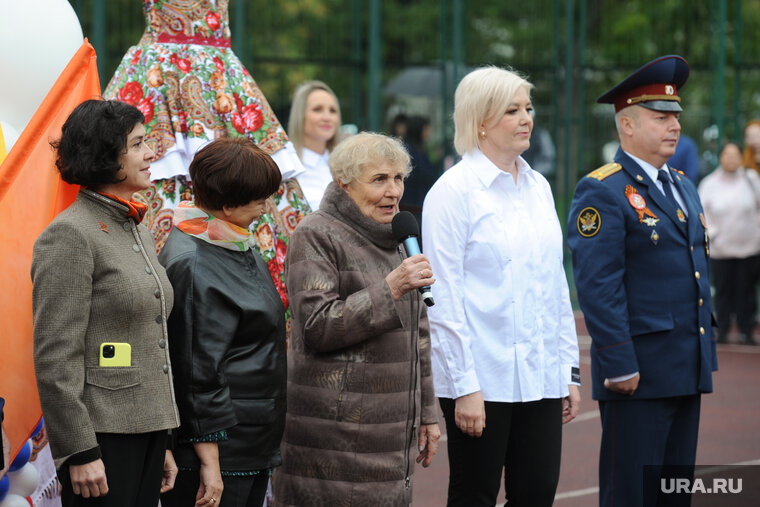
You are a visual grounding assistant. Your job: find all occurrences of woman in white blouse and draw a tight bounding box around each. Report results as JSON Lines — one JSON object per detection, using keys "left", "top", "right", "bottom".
{"left": 287, "top": 80, "right": 341, "bottom": 210}
{"left": 422, "top": 66, "right": 581, "bottom": 507}
{"left": 698, "top": 142, "right": 760, "bottom": 345}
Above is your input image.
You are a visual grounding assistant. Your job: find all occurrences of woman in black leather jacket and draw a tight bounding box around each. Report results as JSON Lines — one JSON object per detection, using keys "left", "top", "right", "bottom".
{"left": 159, "top": 137, "right": 286, "bottom": 507}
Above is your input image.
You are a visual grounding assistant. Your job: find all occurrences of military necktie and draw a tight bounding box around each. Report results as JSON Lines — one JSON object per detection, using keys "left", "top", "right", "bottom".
{"left": 657, "top": 169, "right": 679, "bottom": 209}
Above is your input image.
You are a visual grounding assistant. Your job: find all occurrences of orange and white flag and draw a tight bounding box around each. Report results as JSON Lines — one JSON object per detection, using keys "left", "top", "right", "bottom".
{"left": 0, "top": 39, "right": 100, "bottom": 462}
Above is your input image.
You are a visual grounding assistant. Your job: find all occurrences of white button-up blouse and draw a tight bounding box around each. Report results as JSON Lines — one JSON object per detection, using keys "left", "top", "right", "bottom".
{"left": 422, "top": 149, "right": 579, "bottom": 402}
{"left": 299, "top": 147, "right": 333, "bottom": 211}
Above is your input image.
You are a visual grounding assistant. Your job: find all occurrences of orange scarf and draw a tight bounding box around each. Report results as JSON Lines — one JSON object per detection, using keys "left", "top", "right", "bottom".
{"left": 97, "top": 192, "right": 148, "bottom": 222}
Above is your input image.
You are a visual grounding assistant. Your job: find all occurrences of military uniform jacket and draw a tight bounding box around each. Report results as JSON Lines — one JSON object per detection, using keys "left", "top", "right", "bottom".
{"left": 32, "top": 190, "right": 180, "bottom": 468}
{"left": 568, "top": 148, "right": 717, "bottom": 401}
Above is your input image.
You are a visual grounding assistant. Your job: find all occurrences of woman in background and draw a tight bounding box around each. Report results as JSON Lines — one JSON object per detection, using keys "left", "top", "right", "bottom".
{"left": 287, "top": 80, "right": 341, "bottom": 210}
{"left": 422, "top": 67, "right": 580, "bottom": 506}
{"left": 743, "top": 120, "right": 760, "bottom": 173}
{"left": 399, "top": 115, "right": 438, "bottom": 226}
{"left": 699, "top": 141, "right": 760, "bottom": 345}
{"left": 32, "top": 99, "right": 179, "bottom": 505}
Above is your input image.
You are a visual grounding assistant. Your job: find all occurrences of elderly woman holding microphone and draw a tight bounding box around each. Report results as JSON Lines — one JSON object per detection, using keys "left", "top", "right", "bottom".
{"left": 274, "top": 132, "right": 440, "bottom": 506}
{"left": 422, "top": 67, "right": 581, "bottom": 506}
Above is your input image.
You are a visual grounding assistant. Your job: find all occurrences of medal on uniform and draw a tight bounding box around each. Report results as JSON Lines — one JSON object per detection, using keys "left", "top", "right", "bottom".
{"left": 625, "top": 185, "right": 658, "bottom": 224}
{"left": 642, "top": 217, "right": 659, "bottom": 226}
{"left": 677, "top": 208, "right": 686, "bottom": 222}
{"left": 650, "top": 230, "right": 659, "bottom": 245}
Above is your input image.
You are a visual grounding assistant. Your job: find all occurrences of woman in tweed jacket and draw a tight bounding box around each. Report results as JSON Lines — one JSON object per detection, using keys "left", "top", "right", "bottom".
{"left": 273, "top": 133, "right": 440, "bottom": 506}
{"left": 32, "top": 100, "right": 180, "bottom": 505}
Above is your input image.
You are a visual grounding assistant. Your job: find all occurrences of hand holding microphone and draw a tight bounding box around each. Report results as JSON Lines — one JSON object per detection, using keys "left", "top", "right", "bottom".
{"left": 389, "top": 211, "right": 435, "bottom": 306}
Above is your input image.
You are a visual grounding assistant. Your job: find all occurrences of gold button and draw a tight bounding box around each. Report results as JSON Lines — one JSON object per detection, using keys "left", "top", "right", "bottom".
{"left": 690, "top": 246, "right": 694, "bottom": 252}
{"left": 700, "top": 327, "right": 705, "bottom": 335}
{"left": 695, "top": 271, "right": 700, "bottom": 279}
{"left": 699, "top": 298, "right": 703, "bottom": 306}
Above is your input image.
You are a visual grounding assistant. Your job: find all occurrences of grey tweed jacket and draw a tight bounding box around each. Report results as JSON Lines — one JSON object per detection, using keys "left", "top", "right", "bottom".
{"left": 32, "top": 190, "right": 180, "bottom": 468}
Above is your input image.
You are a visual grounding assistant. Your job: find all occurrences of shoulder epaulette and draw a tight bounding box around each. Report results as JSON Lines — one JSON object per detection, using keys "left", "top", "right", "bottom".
{"left": 586, "top": 163, "right": 622, "bottom": 181}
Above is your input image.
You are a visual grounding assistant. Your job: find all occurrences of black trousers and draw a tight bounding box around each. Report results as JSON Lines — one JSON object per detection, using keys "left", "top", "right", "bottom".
{"left": 439, "top": 397, "right": 562, "bottom": 507}
{"left": 59, "top": 430, "right": 167, "bottom": 507}
{"left": 711, "top": 255, "right": 760, "bottom": 340}
{"left": 161, "top": 468, "right": 269, "bottom": 507}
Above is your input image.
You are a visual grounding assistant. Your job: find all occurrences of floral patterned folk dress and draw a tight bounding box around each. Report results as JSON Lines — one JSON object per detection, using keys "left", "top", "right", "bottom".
{"left": 104, "top": 0, "right": 308, "bottom": 322}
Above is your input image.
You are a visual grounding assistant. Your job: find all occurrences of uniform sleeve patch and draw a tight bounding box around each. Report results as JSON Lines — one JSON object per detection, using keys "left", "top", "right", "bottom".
{"left": 577, "top": 207, "right": 601, "bottom": 237}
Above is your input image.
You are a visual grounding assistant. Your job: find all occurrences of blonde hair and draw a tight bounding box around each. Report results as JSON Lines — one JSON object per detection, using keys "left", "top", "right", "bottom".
{"left": 453, "top": 66, "right": 533, "bottom": 155}
{"left": 328, "top": 132, "right": 411, "bottom": 184}
{"left": 287, "top": 80, "right": 342, "bottom": 159}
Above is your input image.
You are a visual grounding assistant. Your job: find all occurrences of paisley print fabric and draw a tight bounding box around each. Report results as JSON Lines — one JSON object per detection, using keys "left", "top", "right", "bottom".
{"left": 104, "top": 0, "right": 310, "bottom": 319}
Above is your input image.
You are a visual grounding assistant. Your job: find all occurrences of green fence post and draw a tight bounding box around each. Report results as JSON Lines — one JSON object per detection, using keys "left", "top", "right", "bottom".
{"left": 352, "top": 0, "right": 363, "bottom": 129}
{"left": 733, "top": 0, "right": 742, "bottom": 139}
{"left": 367, "top": 0, "right": 382, "bottom": 131}
{"left": 439, "top": 0, "right": 450, "bottom": 160}
{"left": 233, "top": 0, "right": 247, "bottom": 64}
{"left": 714, "top": 0, "right": 727, "bottom": 144}
{"left": 562, "top": 0, "right": 575, "bottom": 224}
{"left": 93, "top": 0, "right": 106, "bottom": 89}
{"left": 575, "top": 0, "right": 587, "bottom": 195}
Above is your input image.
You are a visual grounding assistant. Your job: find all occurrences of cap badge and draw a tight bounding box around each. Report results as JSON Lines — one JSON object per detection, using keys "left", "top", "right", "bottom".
{"left": 665, "top": 85, "right": 675, "bottom": 95}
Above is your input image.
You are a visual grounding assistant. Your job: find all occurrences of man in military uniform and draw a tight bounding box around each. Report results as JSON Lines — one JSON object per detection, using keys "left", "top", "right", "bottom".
{"left": 568, "top": 55, "right": 718, "bottom": 507}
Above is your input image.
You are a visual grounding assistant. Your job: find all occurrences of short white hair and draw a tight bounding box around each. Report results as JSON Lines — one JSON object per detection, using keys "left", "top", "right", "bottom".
{"left": 328, "top": 132, "right": 411, "bottom": 184}
{"left": 453, "top": 66, "right": 533, "bottom": 155}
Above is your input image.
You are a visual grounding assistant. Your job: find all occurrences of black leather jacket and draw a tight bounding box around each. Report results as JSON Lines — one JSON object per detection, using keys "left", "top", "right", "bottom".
{"left": 160, "top": 229, "right": 286, "bottom": 472}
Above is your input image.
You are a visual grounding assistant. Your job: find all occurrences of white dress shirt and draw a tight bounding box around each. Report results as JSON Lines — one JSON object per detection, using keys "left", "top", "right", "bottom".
{"left": 298, "top": 147, "right": 333, "bottom": 210}
{"left": 422, "top": 149, "right": 580, "bottom": 402}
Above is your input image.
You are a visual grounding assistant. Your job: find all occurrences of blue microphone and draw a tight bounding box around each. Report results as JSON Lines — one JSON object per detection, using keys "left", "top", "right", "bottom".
{"left": 392, "top": 211, "right": 435, "bottom": 307}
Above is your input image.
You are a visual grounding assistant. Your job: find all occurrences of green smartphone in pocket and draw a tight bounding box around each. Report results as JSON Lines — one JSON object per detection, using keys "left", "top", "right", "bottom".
{"left": 99, "top": 342, "right": 132, "bottom": 367}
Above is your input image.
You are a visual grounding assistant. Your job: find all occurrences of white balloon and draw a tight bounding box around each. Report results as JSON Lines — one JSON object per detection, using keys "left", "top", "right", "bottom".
{"left": 0, "top": 494, "right": 30, "bottom": 507}
{"left": 7, "top": 463, "right": 39, "bottom": 498}
{"left": 0, "top": 119, "right": 20, "bottom": 152}
{"left": 0, "top": 0, "right": 84, "bottom": 131}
